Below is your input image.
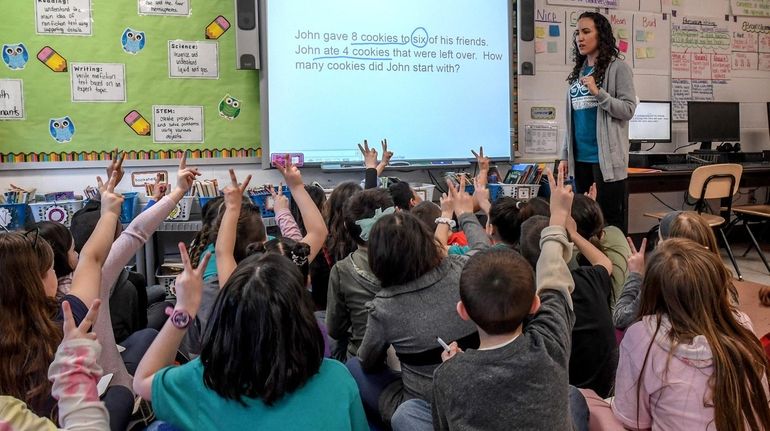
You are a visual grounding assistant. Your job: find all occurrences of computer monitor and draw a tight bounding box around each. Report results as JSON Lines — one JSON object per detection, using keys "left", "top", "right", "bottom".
{"left": 687, "top": 101, "right": 740, "bottom": 150}
{"left": 628, "top": 101, "right": 672, "bottom": 151}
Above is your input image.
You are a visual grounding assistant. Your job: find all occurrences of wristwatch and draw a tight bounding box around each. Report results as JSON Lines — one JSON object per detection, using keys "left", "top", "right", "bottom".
{"left": 170, "top": 309, "right": 192, "bottom": 329}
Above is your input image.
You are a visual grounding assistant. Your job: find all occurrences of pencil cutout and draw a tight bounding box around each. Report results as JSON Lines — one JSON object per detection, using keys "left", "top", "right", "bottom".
{"left": 37, "top": 46, "right": 67, "bottom": 72}
{"left": 124, "top": 110, "right": 151, "bottom": 136}
{"left": 205, "top": 15, "right": 231, "bottom": 39}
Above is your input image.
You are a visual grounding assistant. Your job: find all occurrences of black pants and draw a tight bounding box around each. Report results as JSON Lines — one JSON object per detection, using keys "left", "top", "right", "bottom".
{"left": 573, "top": 162, "right": 628, "bottom": 234}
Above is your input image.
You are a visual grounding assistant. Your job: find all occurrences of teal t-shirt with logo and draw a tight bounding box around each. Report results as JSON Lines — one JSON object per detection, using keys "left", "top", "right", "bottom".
{"left": 570, "top": 65, "right": 599, "bottom": 163}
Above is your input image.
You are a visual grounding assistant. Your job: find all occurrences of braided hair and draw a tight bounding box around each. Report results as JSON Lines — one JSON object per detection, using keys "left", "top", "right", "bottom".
{"left": 189, "top": 196, "right": 224, "bottom": 267}
{"left": 566, "top": 12, "right": 620, "bottom": 87}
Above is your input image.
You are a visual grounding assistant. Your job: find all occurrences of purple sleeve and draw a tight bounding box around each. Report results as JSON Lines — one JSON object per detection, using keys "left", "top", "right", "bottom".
{"left": 56, "top": 294, "right": 90, "bottom": 326}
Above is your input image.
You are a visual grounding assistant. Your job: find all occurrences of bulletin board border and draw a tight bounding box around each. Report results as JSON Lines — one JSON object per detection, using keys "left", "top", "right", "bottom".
{"left": 0, "top": 148, "right": 260, "bottom": 164}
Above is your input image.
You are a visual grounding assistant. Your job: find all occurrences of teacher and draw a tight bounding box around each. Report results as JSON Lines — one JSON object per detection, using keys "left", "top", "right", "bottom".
{"left": 558, "top": 11, "right": 637, "bottom": 234}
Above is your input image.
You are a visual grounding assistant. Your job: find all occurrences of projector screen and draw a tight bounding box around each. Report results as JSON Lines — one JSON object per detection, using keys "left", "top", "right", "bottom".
{"left": 628, "top": 101, "right": 672, "bottom": 143}
{"left": 263, "top": 0, "right": 513, "bottom": 163}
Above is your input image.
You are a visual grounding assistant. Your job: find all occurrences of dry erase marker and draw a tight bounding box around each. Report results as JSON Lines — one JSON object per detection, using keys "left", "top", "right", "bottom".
{"left": 37, "top": 46, "right": 67, "bottom": 72}
{"left": 124, "top": 110, "right": 151, "bottom": 136}
{"left": 205, "top": 15, "right": 231, "bottom": 40}
{"left": 437, "top": 337, "right": 451, "bottom": 352}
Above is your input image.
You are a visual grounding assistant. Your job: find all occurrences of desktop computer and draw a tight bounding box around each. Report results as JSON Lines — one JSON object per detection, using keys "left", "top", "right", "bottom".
{"left": 628, "top": 100, "right": 672, "bottom": 151}
{"left": 687, "top": 101, "right": 740, "bottom": 151}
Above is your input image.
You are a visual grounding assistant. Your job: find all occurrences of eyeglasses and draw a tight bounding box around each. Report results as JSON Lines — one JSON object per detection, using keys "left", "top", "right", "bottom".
{"left": 23, "top": 226, "right": 40, "bottom": 249}
{"left": 0, "top": 223, "right": 9, "bottom": 233}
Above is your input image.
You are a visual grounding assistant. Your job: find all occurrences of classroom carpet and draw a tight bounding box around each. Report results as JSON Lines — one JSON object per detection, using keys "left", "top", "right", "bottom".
{"left": 735, "top": 279, "right": 770, "bottom": 337}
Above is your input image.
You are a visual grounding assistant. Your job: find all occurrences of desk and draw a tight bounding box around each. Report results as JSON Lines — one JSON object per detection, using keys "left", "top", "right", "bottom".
{"left": 628, "top": 166, "right": 770, "bottom": 194}
{"left": 627, "top": 166, "right": 770, "bottom": 233}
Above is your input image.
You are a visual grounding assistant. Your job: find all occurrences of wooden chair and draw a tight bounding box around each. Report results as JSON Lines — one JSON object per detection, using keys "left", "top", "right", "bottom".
{"left": 731, "top": 204, "right": 770, "bottom": 274}
{"left": 644, "top": 163, "right": 744, "bottom": 279}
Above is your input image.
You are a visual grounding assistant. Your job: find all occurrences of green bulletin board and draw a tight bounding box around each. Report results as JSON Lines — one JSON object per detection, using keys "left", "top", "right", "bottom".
{"left": 0, "top": 0, "right": 260, "bottom": 163}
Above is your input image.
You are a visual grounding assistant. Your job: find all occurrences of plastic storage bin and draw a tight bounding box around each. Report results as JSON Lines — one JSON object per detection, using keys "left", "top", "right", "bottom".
{"left": 166, "top": 196, "right": 195, "bottom": 221}
{"left": 198, "top": 196, "right": 218, "bottom": 211}
{"left": 28, "top": 200, "right": 84, "bottom": 227}
{"left": 0, "top": 203, "right": 29, "bottom": 231}
{"left": 120, "top": 192, "right": 138, "bottom": 223}
{"left": 249, "top": 186, "right": 291, "bottom": 218}
{"left": 498, "top": 184, "right": 541, "bottom": 200}
{"left": 412, "top": 183, "right": 436, "bottom": 202}
{"left": 156, "top": 263, "right": 184, "bottom": 297}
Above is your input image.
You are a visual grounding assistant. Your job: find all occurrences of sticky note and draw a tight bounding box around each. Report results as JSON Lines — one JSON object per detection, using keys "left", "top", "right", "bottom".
{"left": 636, "top": 30, "right": 647, "bottom": 42}
{"left": 646, "top": 31, "right": 655, "bottom": 42}
{"left": 549, "top": 24, "right": 560, "bottom": 37}
{"left": 673, "top": 0, "right": 681, "bottom": 5}
{"left": 618, "top": 39, "right": 629, "bottom": 53}
{"left": 536, "top": 27, "right": 546, "bottom": 39}
{"left": 617, "top": 28, "right": 629, "bottom": 39}
{"left": 535, "top": 40, "right": 546, "bottom": 53}
{"left": 547, "top": 41, "right": 558, "bottom": 53}
{"left": 635, "top": 47, "right": 647, "bottom": 59}
{"left": 646, "top": 47, "right": 655, "bottom": 58}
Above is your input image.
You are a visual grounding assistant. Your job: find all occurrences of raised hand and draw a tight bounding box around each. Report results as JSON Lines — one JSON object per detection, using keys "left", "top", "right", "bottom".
{"left": 546, "top": 168, "right": 574, "bottom": 228}
{"left": 223, "top": 169, "right": 251, "bottom": 209}
{"left": 473, "top": 178, "right": 491, "bottom": 215}
{"left": 558, "top": 160, "right": 569, "bottom": 180}
{"left": 626, "top": 237, "right": 647, "bottom": 275}
{"left": 98, "top": 171, "right": 124, "bottom": 217}
{"left": 447, "top": 175, "right": 474, "bottom": 216}
{"left": 585, "top": 182, "right": 597, "bottom": 201}
{"left": 106, "top": 148, "right": 126, "bottom": 186}
{"left": 62, "top": 299, "right": 101, "bottom": 342}
{"left": 274, "top": 154, "right": 304, "bottom": 189}
{"left": 268, "top": 183, "right": 290, "bottom": 213}
{"left": 376, "top": 139, "right": 394, "bottom": 176}
{"left": 175, "top": 152, "right": 201, "bottom": 194}
{"left": 151, "top": 173, "right": 169, "bottom": 201}
{"left": 471, "top": 146, "right": 490, "bottom": 173}
{"left": 358, "top": 140, "right": 378, "bottom": 170}
{"left": 439, "top": 190, "right": 454, "bottom": 218}
{"left": 173, "top": 242, "right": 210, "bottom": 317}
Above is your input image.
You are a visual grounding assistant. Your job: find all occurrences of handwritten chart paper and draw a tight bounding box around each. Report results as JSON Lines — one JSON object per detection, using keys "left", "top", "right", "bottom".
{"left": 730, "top": 0, "right": 770, "bottom": 17}
{"left": 152, "top": 105, "right": 204, "bottom": 143}
{"left": 36, "top": 0, "right": 93, "bottom": 36}
{"left": 70, "top": 63, "right": 126, "bottom": 102}
{"left": 168, "top": 41, "right": 219, "bottom": 79}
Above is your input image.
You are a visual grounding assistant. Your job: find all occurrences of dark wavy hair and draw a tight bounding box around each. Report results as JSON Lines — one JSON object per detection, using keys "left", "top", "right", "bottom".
{"left": 35, "top": 221, "right": 75, "bottom": 278}
{"left": 343, "top": 188, "right": 394, "bottom": 246}
{"left": 208, "top": 199, "right": 266, "bottom": 263}
{"left": 368, "top": 212, "right": 443, "bottom": 287}
{"left": 247, "top": 237, "right": 312, "bottom": 283}
{"left": 189, "top": 196, "right": 224, "bottom": 267}
{"left": 324, "top": 181, "right": 363, "bottom": 262}
{"left": 567, "top": 12, "right": 620, "bottom": 87}
{"left": 200, "top": 253, "right": 324, "bottom": 405}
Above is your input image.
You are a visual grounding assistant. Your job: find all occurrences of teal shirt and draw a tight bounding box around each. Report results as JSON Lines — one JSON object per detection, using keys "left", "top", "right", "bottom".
{"left": 570, "top": 65, "right": 599, "bottom": 163}
{"left": 152, "top": 358, "right": 368, "bottom": 431}
{"left": 202, "top": 236, "right": 276, "bottom": 281}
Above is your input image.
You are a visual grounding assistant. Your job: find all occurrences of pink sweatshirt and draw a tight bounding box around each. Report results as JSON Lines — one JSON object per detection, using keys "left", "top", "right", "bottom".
{"left": 0, "top": 339, "right": 108, "bottom": 430}
{"left": 94, "top": 195, "right": 176, "bottom": 390}
{"left": 274, "top": 208, "right": 303, "bottom": 241}
{"left": 612, "top": 313, "right": 767, "bottom": 431}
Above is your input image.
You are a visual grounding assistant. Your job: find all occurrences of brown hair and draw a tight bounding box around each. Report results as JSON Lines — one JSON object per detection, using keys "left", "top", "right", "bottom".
{"left": 368, "top": 212, "right": 443, "bottom": 287}
{"left": 460, "top": 248, "right": 535, "bottom": 334}
{"left": 638, "top": 239, "right": 770, "bottom": 430}
{"left": 668, "top": 211, "right": 719, "bottom": 254}
{"left": 0, "top": 232, "right": 62, "bottom": 413}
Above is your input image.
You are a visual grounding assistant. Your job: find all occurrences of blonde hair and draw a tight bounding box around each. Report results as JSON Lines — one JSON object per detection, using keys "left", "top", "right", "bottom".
{"left": 668, "top": 211, "right": 719, "bottom": 254}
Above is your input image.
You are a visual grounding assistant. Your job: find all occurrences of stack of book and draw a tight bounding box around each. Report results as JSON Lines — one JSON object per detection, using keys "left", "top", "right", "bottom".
{"left": 504, "top": 163, "right": 546, "bottom": 185}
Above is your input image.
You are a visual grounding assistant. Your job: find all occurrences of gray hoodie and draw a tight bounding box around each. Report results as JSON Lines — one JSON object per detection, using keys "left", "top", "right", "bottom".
{"left": 326, "top": 247, "right": 381, "bottom": 357}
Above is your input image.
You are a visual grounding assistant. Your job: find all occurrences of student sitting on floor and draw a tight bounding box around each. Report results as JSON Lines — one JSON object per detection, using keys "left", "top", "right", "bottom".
{"left": 611, "top": 238, "right": 770, "bottom": 430}
{"left": 133, "top": 242, "right": 367, "bottom": 431}
{"left": 326, "top": 188, "right": 394, "bottom": 359}
{"left": 403, "top": 169, "right": 588, "bottom": 431}
{"left": 0, "top": 299, "right": 109, "bottom": 430}
{"left": 352, "top": 177, "right": 490, "bottom": 424}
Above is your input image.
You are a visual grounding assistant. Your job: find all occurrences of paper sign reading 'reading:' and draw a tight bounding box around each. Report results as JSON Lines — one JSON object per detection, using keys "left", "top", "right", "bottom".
{"left": 152, "top": 105, "right": 204, "bottom": 143}
{"left": 168, "top": 41, "right": 219, "bottom": 79}
{"left": 36, "top": 0, "right": 93, "bottom": 36}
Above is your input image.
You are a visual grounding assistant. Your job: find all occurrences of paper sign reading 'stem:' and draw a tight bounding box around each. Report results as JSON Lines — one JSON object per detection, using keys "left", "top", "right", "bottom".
{"left": 152, "top": 105, "right": 204, "bottom": 143}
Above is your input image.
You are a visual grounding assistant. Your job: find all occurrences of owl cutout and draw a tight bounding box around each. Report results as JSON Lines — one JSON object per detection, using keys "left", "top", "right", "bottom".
{"left": 49, "top": 117, "right": 75, "bottom": 143}
{"left": 121, "top": 28, "right": 146, "bottom": 54}
{"left": 2, "top": 43, "right": 29, "bottom": 70}
{"left": 218, "top": 94, "right": 241, "bottom": 120}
